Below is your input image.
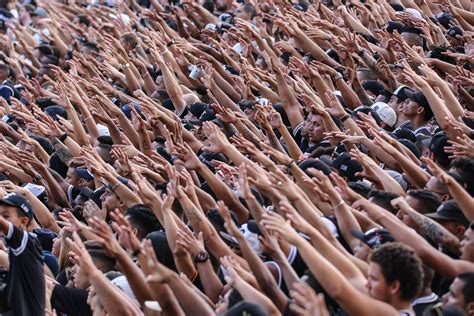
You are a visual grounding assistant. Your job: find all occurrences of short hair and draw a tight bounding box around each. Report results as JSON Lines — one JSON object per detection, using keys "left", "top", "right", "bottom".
{"left": 97, "top": 136, "right": 113, "bottom": 146}
{"left": 368, "top": 190, "right": 400, "bottom": 215}
{"left": 450, "top": 157, "right": 474, "bottom": 196}
{"left": 84, "top": 240, "right": 116, "bottom": 272}
{"left": 407, "top": 189, "right": 441, "bottom": 214}
{"left": 30, "top": 135, "right": 54, "bottom": 155}
{"left": 458, "top": 272, "right": 474, "bottom": 305}
{"left": 370, "top": 242, "right": 423, "bottom": 301}
{"left": 120, "top": 32, "right": 138, "bottom": 48}
{"left": 126, "top": 204, "right": 162, "bottom": 238}
{"left": 242, "top": 3, "right": 257, "bottom": 19}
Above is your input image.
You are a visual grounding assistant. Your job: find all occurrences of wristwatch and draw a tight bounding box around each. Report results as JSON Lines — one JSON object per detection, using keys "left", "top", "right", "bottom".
{"left": 332, "top": 72, "right": 343, "bottom": 82}
{"left": 194, "top": 251, "right": 209, "bottom": 263}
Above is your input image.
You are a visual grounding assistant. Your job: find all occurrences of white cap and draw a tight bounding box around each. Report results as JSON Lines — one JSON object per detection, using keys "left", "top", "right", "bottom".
{"left": 96, "top": 124, "right": 110, "bottom": 136}
{"left": 23, "top": 183, "right": 46, "bottom": 197}
{"left": 405, "top": 8, "right": 422, "bottom": 20}
{"left": 371, "top": 102, "right": 397, "bottom": 128}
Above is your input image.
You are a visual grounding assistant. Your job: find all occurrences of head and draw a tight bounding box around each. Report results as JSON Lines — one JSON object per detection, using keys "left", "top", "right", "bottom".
{"left": 100, "top": 187, "right": 124, "bottom": 214}
{"left": 94, "top": 136, "right": 113, "bottom": 163}
{"left": 0, "top": 63, "right": 9, "bottom": 81}
{"left": 306, "top": 113, "right": 325, "bottom": 143}
{"left": 125, "top": 204, "right": 161, "bottom": 240}
{"left": 449, "top": 157, "right": 474, "bottom": 196}
{"left": 120, "top": 33, "right": 139, "bottom": 52}
{"left": 0, "top": 193, "right": 34, "bottom": 230}
{"left": 234, "top": 3, "right": 256, "bottom": 21}
{"left": 71, "top": 241, "right": 116, "bottom": 289}
{"left": 442, "top": 273, "right": 474, "bottom": 315}
{"left": 366, "top": 243, "right": 423, "bottom": 305}
{"left": 460, "top": 223, "right": 474, "bottom": 262}
{"left": 401, "top": 94, "right": 433, "bottom": 123}
{"left": 405, "top": 189, "right": 441, "bottom": 214}
{"left": 426, "top": 201, "right": 469, "bottom": 240}
{"left": 368, "top": 190, "right": 400, "bottom": 215}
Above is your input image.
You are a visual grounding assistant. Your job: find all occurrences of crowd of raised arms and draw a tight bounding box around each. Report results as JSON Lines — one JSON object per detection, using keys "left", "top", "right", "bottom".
{"left": 0, "top": 0, "right": 474, "bottom": 315}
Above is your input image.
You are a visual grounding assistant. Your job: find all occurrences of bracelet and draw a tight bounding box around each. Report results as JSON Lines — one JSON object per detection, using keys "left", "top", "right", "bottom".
{"left": 59, "top": 133, "right": 68, "bottom": 142}
{"left": 286, "top": 160, "right": 295, "bottom": 168}
{"left": 332, "top": 72, "right": 343, "bottom": 81}
{"left": 340, "top": 114, "right": 351, "bottom": 122}
{"left": 333, "top": 200, "right": 345, "bottom": 210}
{"left": 84, "top": 116, "right": 93, "bottom": 122}
{"left": 166, "top": 39, "right": 176, "bottom": 47}
{"left": 160, "top": 48, "right": 169, "bottom": 56}
{"left": 111, "top": 182, "right": 122, "bottom": 191}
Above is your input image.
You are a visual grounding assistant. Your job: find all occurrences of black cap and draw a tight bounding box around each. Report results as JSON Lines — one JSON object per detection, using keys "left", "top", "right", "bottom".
{"left": 447, "top": 26, "right": 463, "bottom": 38}
{"left": 0, "top": 192, "right": 34, "bottom": 219}
{"left": 238, "top": 99, "right": 257, "bottom": 110}
{"left": 426, "top": 200, "right": 469, "bottom": 226}
{"left": 332, "top": 152, "right": 363, "bottom": 182}
{"left": 44, "top": 106, "right": 68, "bottom": 120}
{"left": 351, "top": 227, "right": 395, "bottom": 249}
{"left": 405, "top": 90, "right": 433, "bottom": 120}
{"left": 246, "top": 220, "right": 262, "bottom": 236}
{"left": 391, "top": 86, "right": 410, "bottom": 102}
{"left": 189, "top": 102, "right": 209, "bottom": 118}
{"left": 429, "top": 131, "right": 450, "bottom": 162}
{"left": 435, "top": 12, "right": 453, "bottom": 29}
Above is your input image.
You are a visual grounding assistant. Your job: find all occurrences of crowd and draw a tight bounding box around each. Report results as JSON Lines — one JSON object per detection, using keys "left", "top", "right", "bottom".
{"left": 0, "top": 0, "right": 474, "bottom": 315}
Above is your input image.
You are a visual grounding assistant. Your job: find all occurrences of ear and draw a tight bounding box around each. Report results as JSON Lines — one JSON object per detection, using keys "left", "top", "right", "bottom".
{"left": 417, "top": 107, "right": 424, "bottom": 115}
{"left": 456, "top": 225, "right": 466, "bottom": 238}
{"left": 132, "top": 227, "right": 138, "bottom": 237}
{"left": 78, "top": 178, "right": 87, "bottom": 187}
{"left": 440, "top": 194, "right": 450, "bottom": 202}
{"left": 20, "top": 216, "right": 30, "bottom": 229}
{"left": 466, "top": 302, "right": 474, "bottom": 316}
{"left": 389, "top": 280, "right": 401, "bottom": 296}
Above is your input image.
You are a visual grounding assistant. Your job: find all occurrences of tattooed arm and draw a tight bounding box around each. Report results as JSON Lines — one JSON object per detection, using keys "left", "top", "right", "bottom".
{"left": 401, "top": 203, "right": 460, "bottom": 254}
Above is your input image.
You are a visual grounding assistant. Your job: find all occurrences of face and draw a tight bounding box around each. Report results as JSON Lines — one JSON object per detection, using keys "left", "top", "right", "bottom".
{"left": 244, "top": 107, "right": 256, "bottom": 121}
{"left": 460, "top": 228, "right": 474, "bottom": 261}
{"left": 443, "top": 277, "right": 467, "bottom": 308}
{"left": 234, "top": 6, "right": 250, "bottom": 20}
{"left": 0, "top": 205, "right": 29, "bottom": 229}
{"left": 366, "top": 262, "right": 392, "bottom": 303}
{"left": 100, "top": 189, "right": 121, "bottom": 214}
{"left": 425, "top": 176, "right": 448, "bottom": 199}
{"left": 388, "top": 96, "right": 402, "bottom": 112}
{"left": 66, "top": 167, "right": 81, "bottom": 186}
{"left": 401, "top": 99, "right": 422, "bottom": 117}
{"left": 307, "top": 114, "right": 325, "bottom": 143}
{"left": 71, "top": 263, "right": 90, "bottom": 289}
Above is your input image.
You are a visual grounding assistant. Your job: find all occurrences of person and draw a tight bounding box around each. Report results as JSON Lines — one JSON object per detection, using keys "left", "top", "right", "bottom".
{"left": 0, "top": 192, "right": 45, "bottom": 316}
{"left": 0, "top": 0, "right": 472, "bottom": 315}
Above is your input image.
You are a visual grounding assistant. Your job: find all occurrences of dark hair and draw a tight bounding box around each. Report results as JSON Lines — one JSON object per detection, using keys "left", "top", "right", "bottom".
{"left": 458, "top": 272, "right": 474, "bottom": 305}
{"left": 298, "top": 159, "right": 332, "bottom": 176}
{"left": 84, "top": 240, "right": 117, "bottom": 272}
{"left": 228, "top": 289, "right": 244, "bottom": 308}
{"left": 30, "top": 135, "right": 54, "bottom": 155}
{"left": 368, "top": 190, "right": 400, "bottom": 215}
{"left": 450, "top": 157, "right": 474, "bottom": 196}
{"left": 147, "top": 231, "right": 177, "bottom": 272}
{"left": 241, "top": 3, "right": 257, "bottom": 19}
{"left": 348, "top": 182, "right": 372, "bottom": 198}
{"left": 370, "top": 243, "right": 423, "bottom": 301}
{"left": 406, "top": 189, "right": 441, "bottom": 214}
{"left": 77, "top": 15, "right": 90, "bottom": 26}
{"left": 97, "top": 136, "right": 113, "bottom": 146}
{"left": 126, "top": 204, "right": 162, "bottom": 239}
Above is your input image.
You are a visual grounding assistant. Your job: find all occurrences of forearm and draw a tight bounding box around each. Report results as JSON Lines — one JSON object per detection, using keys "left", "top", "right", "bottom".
{"left": 196, "top": 261, "right": 223, "bottom": 303}
{"left": 277, "top": 125, "right": 303, "bottom": 160}
{"left": 167, "top": 274, "right": 214, "bottom": 316}
{"left": 89, "top": 269, "right": 141, "bottom": 316}
{"left": 406, "top": 208, "right": 460, "bottom": 252}
{"left": 446, "top": 181, "right": 474, "bottom": 221}
{"left": 24, "top": 191, "right": 60, "bottom": 233}
{"left": 116, "top": 250, "right": 154, "bottom": 306}
{"left": 235, "top": 233, "right": 287, "bottom": 311}
{"left": 196, "top": 165, "right": 249, "bottom": 223}
{"left": 106, "top": 178, "right": 142, "bottom": 208}
{"left": 65, "top": 108, "right": 89, "bottom": 146}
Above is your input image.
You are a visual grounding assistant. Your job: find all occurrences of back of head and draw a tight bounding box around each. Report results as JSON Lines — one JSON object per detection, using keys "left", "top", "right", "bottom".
{"left": 126, "top": 204, "right": 162, "bottom": 239}
{"left": 407, "top": 189, "right": 441, "bottom": 214}
{"left": 368, "top": 190, "right": 400, "bottom": 215}
{"left": 83, "top": 240, "right": 116, "bottom": 273}
{"left": 370, "top": 242, "right": 423, "bottom": 301}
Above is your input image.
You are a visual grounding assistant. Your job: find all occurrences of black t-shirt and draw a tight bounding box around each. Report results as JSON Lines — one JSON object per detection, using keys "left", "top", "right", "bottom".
{"left": 4, "top": 223, "right": 45, "bottom": 316}
{"left": 51, "top": 285, "right": 92, "bottom": 316}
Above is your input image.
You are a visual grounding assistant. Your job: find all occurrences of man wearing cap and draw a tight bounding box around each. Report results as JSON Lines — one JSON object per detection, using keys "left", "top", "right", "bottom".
{"left": 388, "top": 86, "right": 411, "bottom": 129}
{"left": 400, "top": 90, "right": 434, "bottom": 136}
{"left": 0, "top": 192, "right": 45, "bottom": 316}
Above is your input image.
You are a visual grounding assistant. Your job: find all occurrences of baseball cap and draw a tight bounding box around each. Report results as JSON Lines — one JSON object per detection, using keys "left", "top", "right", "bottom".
{"left": 44, "top": 105, "right": 68, "bottom": 120}
{"left": 447, "top": 26, "right": 463, "bottom": 38}
{"left": 405, "top": 8, "right": 422, "bottom": 19}
{"left": 435, "top": 12, "right": 453, "bottom": 29}
{"left": 76, "top": 168, "right": 94, "bottom": 181}
{"left": 332, "top": 152, "right": 363, "bottom": 182}
{"left": 405, "top": 90, "right": 433, "bottom": 119}
{"left": 121, "top": 103, "right": 142, "bottom": 119}
{"left": 425, "top": 200, "right": 469, "bottom": 226}
{"left": 0, "top": 192, "right": 34, "bottom": 219}
{"left": 238, "top": 99, "right": 257, "bottom": 110}
{"left": 429, "top": 131, "right": 450, "bottom": 162}
{"left": 391, "top": 86, "right": 410, "bottom": 102}
{"left": 32, "top": 7, "right": 48, "bottom": 18}
{"left": 371, "top": 102, "right": 397, "bottom": 128}
{"left": 189, "top": 102, "right": 209, "bottom": 118}
{"left": 351, "top": 227, "right": 395, "bottom": 249}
